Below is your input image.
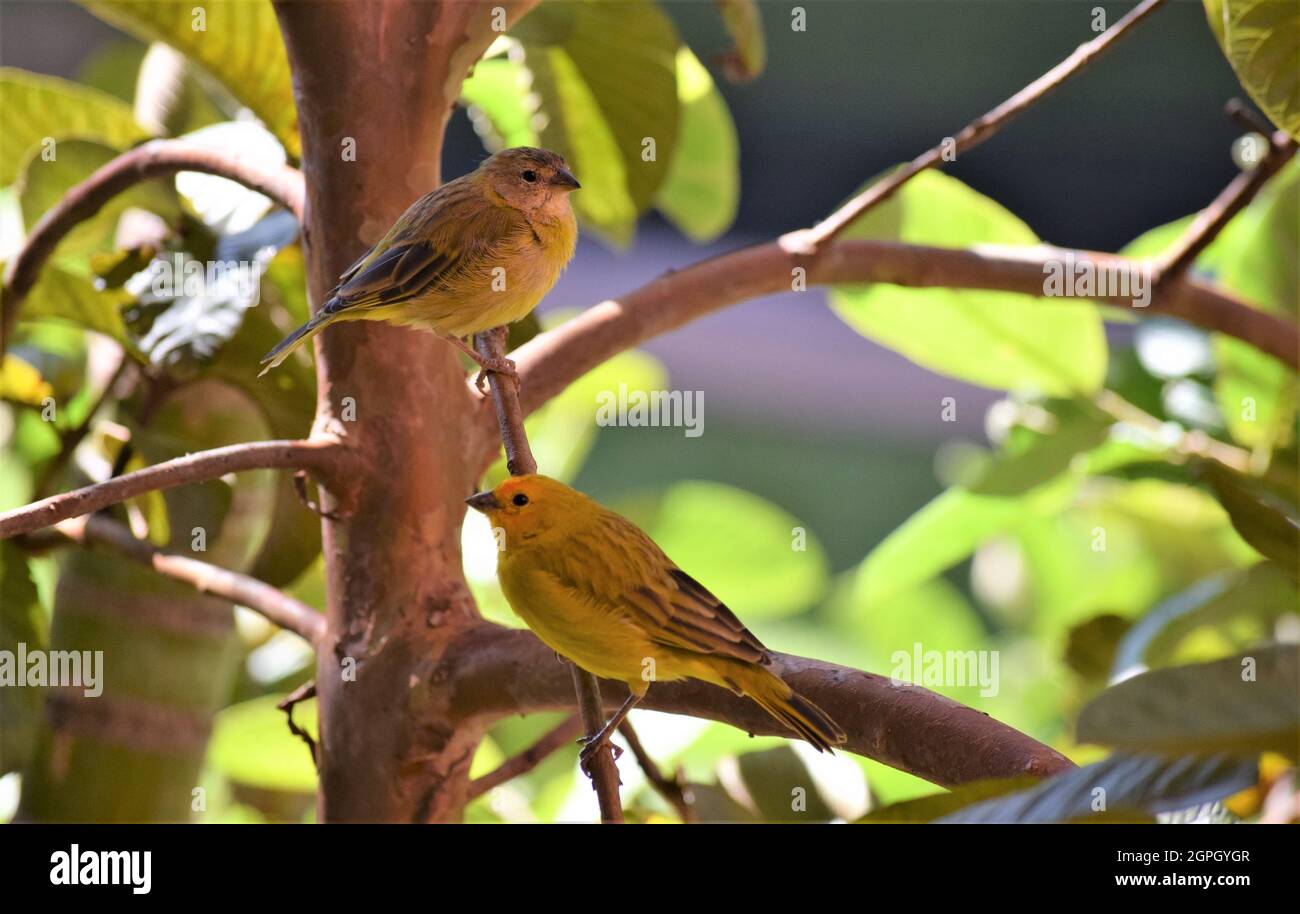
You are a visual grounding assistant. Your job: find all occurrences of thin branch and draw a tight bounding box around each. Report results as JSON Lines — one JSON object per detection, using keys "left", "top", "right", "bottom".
{"left": 474, "top": 326, "right": 537, "bottom": 476}
{"left": 2, "top": 139, "right": 306, "bottom": 352}
{"left": 444, "top": 623, "right": 1076, "bottom": 790}
{"left": 56, "top": 513, "right": 325, "bottom": 644}
{"left": 278, "top": 681, "right": 320, "bottom": 767}
{"left": 618, "top": 721, "right": 697, "bottom": 823}
{"left": 469, "top": 239, "right": 1300, "bottom": 471}
{"left": 1157, "top": 109, "right": 1298, "bottom": 283}
{"left": 473, "top": 326, "right": 625, "bottom": 823}
{"left": 793, "top": 0, "right": 1168, "bottom": 250}
{"left": 0, "top": 438, "right": 341, "bottom": 539}
{"left": 467, "top": 715, "right": 583, "bottom": 800}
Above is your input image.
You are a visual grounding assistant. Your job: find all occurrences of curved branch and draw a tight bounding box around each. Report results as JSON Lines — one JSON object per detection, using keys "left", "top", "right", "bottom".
{"left": 443, "top": 623, "right": 1075, "bottom": 789}
{"left": 470, "top": 239, "right": 1300, "bottom": 469}
{"left": 56, "top": 514, "right": 325, "bottom": 645}
{"left": 0, "top": 438, "right": 339, "bottom": 539}
{"left": 2, "top": 139, "right": 306, "bottom": 352}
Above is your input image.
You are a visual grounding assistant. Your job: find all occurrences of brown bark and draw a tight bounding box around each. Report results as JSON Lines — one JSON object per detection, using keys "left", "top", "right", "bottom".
{"left": 273, "top": 0, "right": 533, "bottom": 823}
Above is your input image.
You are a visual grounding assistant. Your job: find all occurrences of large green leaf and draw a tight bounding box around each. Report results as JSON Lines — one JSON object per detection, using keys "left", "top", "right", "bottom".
{"left": 461, "top": 56, "right": 542, "bottom": 151}
{"left": 0, "top": 67, "right": 149, "bottom": 185}
{"left": 1078, "top": 644, "right": 1299, "bottom": 757}
{"left": 654, "top": 48, "right": 739, "bottom": 242}
{"left": 858, "top": 404, "right": 1110, "bottom": 604}
{"left": 1204, "top": 0, "right": 1300, "bottom": 140}
{"left": 10, "top": 261, "right": 133, "bottom": 344}
{"left": 830, "top": 171, "right": 1108, "bottom": 395}
{"left": 514, "top": 0, "right": 681, "bottom": 245}
{"left": 936, "top": 753, "right": 1256, "bottom": 823}
{"left": 80, "top": 0, "right": 300, "bottom": 158}
{"left": 1208, "top": 161, "right": 1298, "bottom": 450}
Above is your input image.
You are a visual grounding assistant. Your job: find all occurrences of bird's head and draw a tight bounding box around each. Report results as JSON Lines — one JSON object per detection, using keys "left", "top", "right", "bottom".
{"left": 466, "top": 474, "right": 589, "bottom": 548}
{"left": 478, "top": 147, "right": 580, "bottom": 218}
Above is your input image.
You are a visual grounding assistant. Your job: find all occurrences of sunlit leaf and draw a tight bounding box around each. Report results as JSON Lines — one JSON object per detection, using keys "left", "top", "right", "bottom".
{"left": 1204, "top": 0, "right": 1300, "bottom": 140}
{"left": 515, "top": 0, "right": 680, "bottom": 245}
{"left": 655, "top": 48, "right": 739, "bottom": 242}
{"left": 80, "top": 0, "right": 300, "bottom": 157}
{"left": 858, "top": 405, "right": 1109, "bottom": 604}
{"left": 0, "top": 67, "right": 149, "bottom": 186}
{"left": 830, "top": 171, "right": 1107, "bottom": 395}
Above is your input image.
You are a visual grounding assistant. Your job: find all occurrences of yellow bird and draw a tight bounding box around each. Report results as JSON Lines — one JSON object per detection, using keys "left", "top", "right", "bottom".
{"left": 260, "top": 147, "right": 579, "bottom": 380}
{"left": 466, "top": 475, "right": 847, "bottom": 767}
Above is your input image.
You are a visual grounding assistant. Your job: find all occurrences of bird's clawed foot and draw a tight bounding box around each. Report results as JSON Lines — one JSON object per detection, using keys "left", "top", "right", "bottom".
{"left": 472, "top": 355, "right": 518, "bottom": 393}
{"left": 577, "top": 733, "right": 623, "bottom": 778}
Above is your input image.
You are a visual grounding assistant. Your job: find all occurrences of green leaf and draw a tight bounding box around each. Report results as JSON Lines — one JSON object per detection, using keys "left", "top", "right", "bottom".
{"left": 859, "top": 776, "right": 1042, "bottom": 823}
{"left": 735, "top": 746, "right": 837, "bottom": 822}
{"left": 209, "top": 693, "right": 317, "bottom": 794}
{"left": 636, "top": 481, "right": 829, "bottom": 620}
{"left": 0, "top": 67, "right": 149, "bottom": 185}
{"left": 515, "top": 0, "right": 681, "bottom": 245}
{"left": 654, "top": 48, "right": 739, "bottom": 243}
{"left": 1204, "top": 0, "right": 1300, "bottom": 140}
{"left": 1199, "top": 462, "right": 1300, "bottom": 569}
{"left": 1115, "top": 563, "right": 1298, "bottom": 671}
{"left": 1208, "top": 161, "right": 1298, "bottom": 450}
{"left": 858, "top": 405, "right": 1109, "bottom": 604}
{"left": 1078, "top": 644, "right": 1299, "bottom": 757}
{"left": 12, "top": 261, "right": 133, "bottom": 344}
{"left": 17, "top": 139, "right": 180, "bottom": 273}
{"left": 80, "top": 0, "right": 300, "bottom": 158}
{"left": 461, "top": 56, "right": 541, "bottom": 151}
{"left": 937, "top": 753, "right": 1257, "bottom": 823}
{"left": 713, "top": 0, "right": 767, "bottom": 82}
{"left": 0, "top": 540, "right": 48, "bottom": 774}
{"left": 830, "top": 171, "right": 1107, "bottom": 395}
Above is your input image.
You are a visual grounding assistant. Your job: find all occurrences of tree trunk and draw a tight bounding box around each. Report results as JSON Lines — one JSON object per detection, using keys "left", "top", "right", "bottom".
{"left": 274, "top": 0, "right": 512, "bottom": 823}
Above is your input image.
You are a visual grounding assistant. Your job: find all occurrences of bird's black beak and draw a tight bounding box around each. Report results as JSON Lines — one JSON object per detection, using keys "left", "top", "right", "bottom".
{"left": 466, "top": 491, "right": 501, "bottom": 513}
{"left": 552, "top": 168, "right": 581, "bottom": 191}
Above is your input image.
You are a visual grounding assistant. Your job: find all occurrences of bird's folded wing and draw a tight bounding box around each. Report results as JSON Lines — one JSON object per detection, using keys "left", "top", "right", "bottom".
{"left": 623, "top": 566, "right": 770, "bottom": 664}
{"left": 324, "top": 240, "right": 463, "bottom": 313}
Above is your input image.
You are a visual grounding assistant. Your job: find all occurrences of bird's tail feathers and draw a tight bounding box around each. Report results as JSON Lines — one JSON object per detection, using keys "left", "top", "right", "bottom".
{"left": 733, "top": 664, "right": 847, "bottom": 753}
{"left": 258, "top": 310, "right": 333, "bottom": 376}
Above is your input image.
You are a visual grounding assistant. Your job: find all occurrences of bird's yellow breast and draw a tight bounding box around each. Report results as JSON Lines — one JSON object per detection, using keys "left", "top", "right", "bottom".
{"left": 497, "top": 557, "right": 668, "bottom": 687}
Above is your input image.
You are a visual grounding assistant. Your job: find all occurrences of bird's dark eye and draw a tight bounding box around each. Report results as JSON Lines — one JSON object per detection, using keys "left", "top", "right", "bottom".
{"left": 512, "top": 493, "right": 530, "bottom": 507}
{"left": 521, "top": 169, "right": 538, "bottom": 183}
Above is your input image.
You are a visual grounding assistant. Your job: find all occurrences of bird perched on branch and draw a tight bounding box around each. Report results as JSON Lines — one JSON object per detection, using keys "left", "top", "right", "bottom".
{"left": 466, "top": 475, "right": 847, "bottom": 769}
{"left": 259, "top": 147, "right": 580, "bottom": 384}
